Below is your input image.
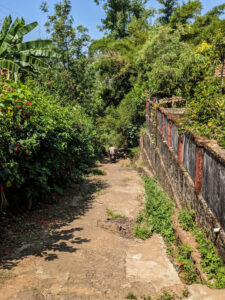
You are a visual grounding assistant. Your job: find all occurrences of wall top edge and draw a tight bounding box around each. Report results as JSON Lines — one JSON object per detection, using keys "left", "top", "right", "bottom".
{"left": 147, "top": 104, "right": 225, "bottom": 166}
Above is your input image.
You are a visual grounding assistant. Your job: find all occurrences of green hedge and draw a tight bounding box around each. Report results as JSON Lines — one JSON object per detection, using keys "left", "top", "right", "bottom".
{"left": 0, "top": 79, "right": 97, "bottom": 206}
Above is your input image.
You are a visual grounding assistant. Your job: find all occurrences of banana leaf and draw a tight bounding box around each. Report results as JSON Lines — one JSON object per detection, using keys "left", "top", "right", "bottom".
{"left": 0, "top": 59, "right": 20, "bottom": 72}
{"left": 0, "top": 16, "right": 12, "bottom": 43}
{"left": 13, "top": 22, "right": 38, "bottom": 43}
{"left": 19, "top": 49, "right": 61, "bottom": 58}
{"left": 16, "top": 40, "right": 54, "bottom": 51}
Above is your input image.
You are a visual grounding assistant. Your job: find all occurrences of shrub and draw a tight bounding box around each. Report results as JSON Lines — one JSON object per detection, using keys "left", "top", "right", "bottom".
{"left": 0, "top": 79, "right": 97, "bottom": 207}
{"left": 178, "top": 209, "right": 195, "bottom": 231}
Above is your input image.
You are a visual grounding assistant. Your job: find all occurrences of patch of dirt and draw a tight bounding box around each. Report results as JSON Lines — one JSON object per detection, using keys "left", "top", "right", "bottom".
{"left": 97, "top": 217, "right": 135, "bottom": 239}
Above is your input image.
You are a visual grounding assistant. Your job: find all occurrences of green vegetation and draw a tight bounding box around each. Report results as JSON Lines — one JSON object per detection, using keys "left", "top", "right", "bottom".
{"left": 134, "top": 224, "right": 152, "bottom": 240}
{"left": 135, "top": 176, "right": 176, "bottom": 255}
{"left": 106, "top": 209, "right": 123, "bottom": 219}
{"left": 138, "top": 177, "right": 197, "bottom": 284}
{"left": 157, "top": 291, "right": 175, "bottom": 300}
{"left": 0, "top": 79, "right": 97, "bottom": 207}
{"left": 177, "top": 244, "right": 199, "bottom": 284}
{"left": 178, "top": 209, "right": 195, "bottom": 231}
{"left": 0, "top": 1, "right": 225, "bottom": 283}
{"left": 89, "top": 0, "right": 225, "bottom": 149}
{"left": 182, "top": 288, "right": 189, "bottom": 298}
{"left": 126, "top": 292, "right": 137, "bottom": 299}
{"left": 179, "top": 209, "right": 225, "bottom": 288}
{"left": 0, "top": 16, "right": 59, "bottom": 79}
{"left": 143, "top": 177, "right": 176, "bottom": 246}
{"left": 89, "top": 169, "right": 106, "bottom": 176}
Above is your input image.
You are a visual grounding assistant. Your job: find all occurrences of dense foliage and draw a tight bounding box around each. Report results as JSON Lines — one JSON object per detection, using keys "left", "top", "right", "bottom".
{"left": 0, "top": 79, "right": 97, "bottom": 207}
{"left": 89, "top": 0, "right": 225, "bottom": 149}
{"left": 0, "top": 16, "right": 59, "bottom": 79}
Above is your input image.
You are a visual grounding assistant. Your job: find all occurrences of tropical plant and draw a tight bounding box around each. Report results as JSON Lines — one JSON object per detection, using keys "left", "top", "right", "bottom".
{"left": 0, "top": 15, "right": 59, "bottom": 79}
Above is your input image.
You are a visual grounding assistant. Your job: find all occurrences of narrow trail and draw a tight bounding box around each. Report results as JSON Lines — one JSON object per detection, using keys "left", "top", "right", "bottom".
{"left": 0, "top": 159, "right": 225, "bottom": 299}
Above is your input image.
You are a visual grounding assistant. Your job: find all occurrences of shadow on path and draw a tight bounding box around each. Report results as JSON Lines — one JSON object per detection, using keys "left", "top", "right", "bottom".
{"left": 0, "top": 177, "right": 108, "bottom": 270}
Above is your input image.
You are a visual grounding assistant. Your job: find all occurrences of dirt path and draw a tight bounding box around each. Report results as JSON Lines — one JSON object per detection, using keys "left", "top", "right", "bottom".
{"left": 0, "top": 159, "right": 225, "bottom": 299}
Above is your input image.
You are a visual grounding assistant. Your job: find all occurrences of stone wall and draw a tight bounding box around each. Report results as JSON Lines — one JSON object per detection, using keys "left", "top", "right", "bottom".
{"left": 141, "top": 99, "right": 225, "bottom": 261}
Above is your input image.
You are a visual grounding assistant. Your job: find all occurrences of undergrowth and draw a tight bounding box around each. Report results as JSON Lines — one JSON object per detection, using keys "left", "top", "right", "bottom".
{"left": 134, "top": 224, "right": 152, "bottom": 240}
{"left": 137, "top": 177, "right": 199, "bottom": 285}
{"left": 177, "top": 244, "right": 199, "bottom": 284}
{"left": 137, "top": 177, "right": 225, "bottom": 288}
{"left": 89, "top": 168, "right": 106, "bottom": 176}
{"left": 126, "top": 291, "right": 137, "bottom": 299}
{"left": 178, "top": 209, "right": 225, "bottom": 288}
{"left": 143, "top": 176, "right": 176, "bottom": 247}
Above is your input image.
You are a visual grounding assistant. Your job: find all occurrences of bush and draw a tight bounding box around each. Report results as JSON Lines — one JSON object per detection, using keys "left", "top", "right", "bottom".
{"left": 178, "top": 209, "right": 195, "bottom": 231}
{"left": 0, "top": 79, "right": 97, "bottom": 207}
{"left": 134, "top": 224, "right": 152, "bottom": 240}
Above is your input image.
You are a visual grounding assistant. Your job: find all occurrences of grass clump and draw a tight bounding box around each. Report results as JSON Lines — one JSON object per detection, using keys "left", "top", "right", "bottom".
{"left": 182, "top": 288, "right": 189, "bottom": 297}
{"left": 134, "top": 224, "right": 152, "bottom": 240}
{"left": 157, "top": 291, "right": 175, "bottom": 300}
{"left": 178, "top": 209, "right": 195, "bottom": 231}
{"left": 143, "top": 177, "right": 176, "bottom": 246}
{"left": 194, "top": 228, "right": 225, "bottom": 288}
{"left": 89, "top": 168, "right": 106, "bottom": 176}
{"left": 178, "top": 209, "right": 225, "bottom": 288}
{"left": 129, "top": 147, "right": 139, "bottom": 160}
{"left": 106, "top": 209, "right": 123, "bottom": 219}
{"left": 126, "top": 291, "right": 137, "bottom": 299}
{"left": 138, "top": 178, "right": 225, "bottom": 288}
{"left": 177, "top": 244, "right": 199, "bottom": 284}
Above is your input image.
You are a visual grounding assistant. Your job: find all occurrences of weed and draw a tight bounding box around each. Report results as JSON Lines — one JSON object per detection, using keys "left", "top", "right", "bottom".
{"left": 136, "top": 211, "right": 146, "bottom": 223}
{"left": 141, "top": 296, "right": 151, "bottom": 300}
{"left": 139, "top": 176, "right": 225, "bottom": 289}
{"left": 178, "top": 209, "right": 195, "bottom": 231}
{"left": 126, "top": 291, "right": 137, "bottom": 299}
{"left": 157, "top": 291, "right": 175, "bottom": 300}
{"left": 129, "top": 147, "right": 139, "bottom": 160}
{"left": 106, "top": 209, "right": 123, "bottom": 219}
{"left": 133, "top": 164, "right": 137, "bottom": 171}
{"left": 143, "top": 176, "right": 176, "bottom": 245}
{"left": 89, "top": 169, "right": 106, "bottom": 176}
{"left": 134, "top": 224, "right": 152, "bottom": 240}
{"left": 182, "top": 288, "right": 189, "bottom": 297}
{"left": 177, "top": 209, "right": 225, "bottom": 288}
{"left": 193, "top": 228, "right": 225, "bottom": 288}
{"left": 177, "top": 244, "right": 199, "bottom": 284}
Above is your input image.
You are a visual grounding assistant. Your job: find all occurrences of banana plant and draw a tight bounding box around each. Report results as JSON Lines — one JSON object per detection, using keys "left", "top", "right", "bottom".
{"left": 0, "top": 15, "right": 60, "bottom": 79}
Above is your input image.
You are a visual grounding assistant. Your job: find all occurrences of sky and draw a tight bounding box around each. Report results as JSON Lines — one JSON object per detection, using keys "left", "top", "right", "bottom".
{"left": 0, "top": 0, "right": 224, "bottom": 41}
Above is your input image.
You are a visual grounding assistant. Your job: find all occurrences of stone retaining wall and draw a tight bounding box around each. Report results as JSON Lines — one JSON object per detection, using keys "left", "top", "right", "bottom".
{"left": 142, "top": 99, "right": 225, "bottom": 261}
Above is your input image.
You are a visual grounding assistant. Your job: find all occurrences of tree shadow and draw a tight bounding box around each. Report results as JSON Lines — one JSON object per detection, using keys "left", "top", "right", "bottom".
{"left": 0, "top": 178, "right": 108, "bottom": 270}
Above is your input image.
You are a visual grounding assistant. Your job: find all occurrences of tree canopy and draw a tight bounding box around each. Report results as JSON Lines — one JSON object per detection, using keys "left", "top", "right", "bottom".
{"left": 93, "top": 0, "right": 153, "bottom": 38}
